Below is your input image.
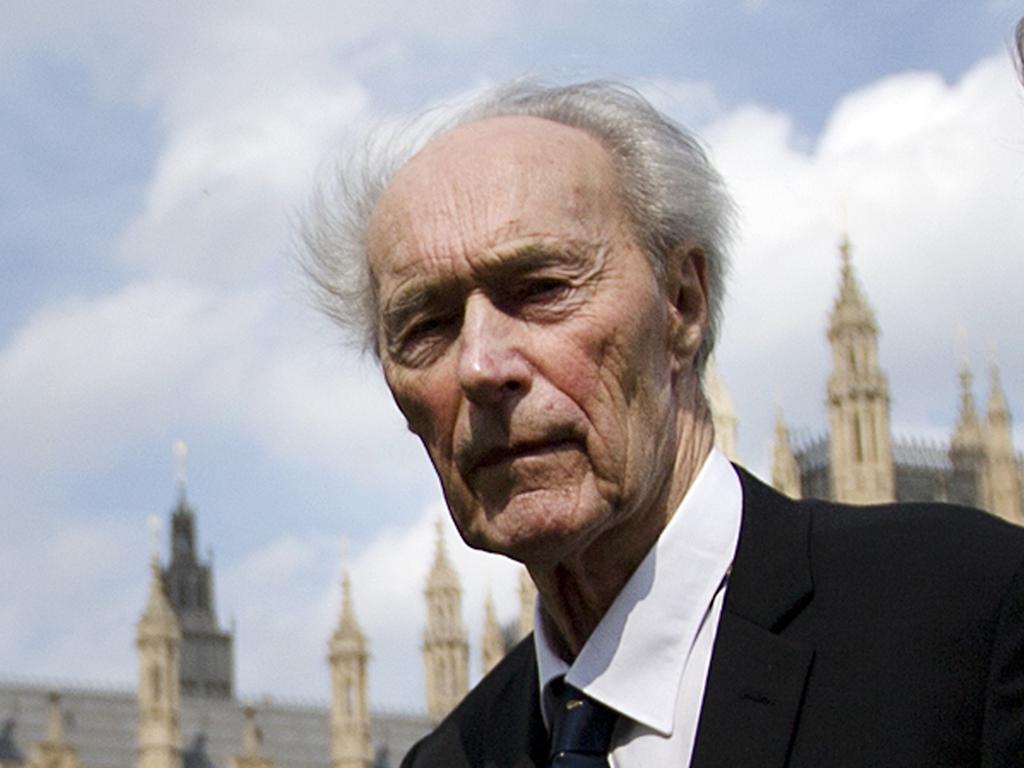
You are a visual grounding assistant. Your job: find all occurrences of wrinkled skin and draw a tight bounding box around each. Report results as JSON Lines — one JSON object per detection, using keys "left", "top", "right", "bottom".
{"left": 368, "top": 116, "right": 714, "bottom": 654}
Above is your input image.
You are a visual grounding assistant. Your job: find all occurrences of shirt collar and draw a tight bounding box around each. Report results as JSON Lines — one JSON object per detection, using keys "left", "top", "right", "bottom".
{"left": 534, "top": 448, "right": 743, "bottom": 735}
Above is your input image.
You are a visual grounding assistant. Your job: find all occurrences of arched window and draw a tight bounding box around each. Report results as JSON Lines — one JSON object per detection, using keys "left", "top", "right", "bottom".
{"left": 150, "top": 663, "right": 162, "bottom": 701}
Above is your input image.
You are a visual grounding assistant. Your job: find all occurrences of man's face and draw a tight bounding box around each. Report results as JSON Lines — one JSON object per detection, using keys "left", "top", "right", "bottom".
{"left": 368, "top": 116, "right": 705, "bottom": 567}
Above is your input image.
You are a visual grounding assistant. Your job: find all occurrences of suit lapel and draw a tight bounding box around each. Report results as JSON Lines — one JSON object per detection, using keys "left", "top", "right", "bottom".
{"left": 476, "top": 639, "right": 549, "bottom": 768}
{"left": 690, "top": 467, "right": 816, "bottom": 768}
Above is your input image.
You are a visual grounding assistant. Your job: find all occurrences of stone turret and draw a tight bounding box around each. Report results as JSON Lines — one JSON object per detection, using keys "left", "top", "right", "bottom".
{"left": 27, "top": 693, "right": 78, "bottom": 768}
{"left": 826, "top": 235, "right": 894, "bottom": 503}
{"left": 136, "top": 557, "right": 181, "bottom": 768}
{"left": 228, "top": 708, "right": 274, "bottom": 768}
{"left": 705, "top": 360, "right": 739, "bottom": 462}
{"left": 949, "top": 363, "right": 987, "bottom": 507}
{"left": 517, "top": 569, "right": 536, "bottom": 640}
{"left": 984, "top": 363, "right": 1023, "bottom": 524}
{"left": 328, "top": 572, "right": 371, "bottom": 768}
{"left": 480, "top": 592, "right": 505, "bottom": 676}
{"left": 422, "top": 520, "right": 468, "bottom": 721}
{"left": 163, "top": 441, "right": 235, "bottom": 699}
{"left": 771, "top": 408, "right": 802, "bottom": 499}
{"left": 0, "top": 720, "right": 24, "bottom": 768}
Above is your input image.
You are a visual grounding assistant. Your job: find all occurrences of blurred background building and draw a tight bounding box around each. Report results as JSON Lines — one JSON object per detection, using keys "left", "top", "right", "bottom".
{"left": 1, "top": 233, "right": 1019, "bottom": 768}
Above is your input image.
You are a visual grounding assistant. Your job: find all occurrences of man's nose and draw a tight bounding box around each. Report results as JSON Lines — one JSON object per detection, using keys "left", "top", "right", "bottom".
{"left": 457, "top": 294, "right": 531, "bottom": 405}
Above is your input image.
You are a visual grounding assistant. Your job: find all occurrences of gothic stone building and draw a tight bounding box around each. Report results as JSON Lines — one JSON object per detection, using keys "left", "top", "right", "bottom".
{"left": 0, "top": 485, "right": 533, "bottom": 768}
{"left": 2, "top": 233, "right": 1020, "bottom": 768}
{"left": 770, "top": 235, "right": 1023, "bottom": 523}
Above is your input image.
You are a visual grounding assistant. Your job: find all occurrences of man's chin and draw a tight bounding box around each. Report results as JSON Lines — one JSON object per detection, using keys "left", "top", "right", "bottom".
{"left": 460, "top": 488, "right": 597, "bottom": 564}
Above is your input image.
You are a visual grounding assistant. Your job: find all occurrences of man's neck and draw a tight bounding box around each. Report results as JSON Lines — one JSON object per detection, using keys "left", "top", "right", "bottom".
{"left": 529, "top": 407, "right": 715, "bottom": 659}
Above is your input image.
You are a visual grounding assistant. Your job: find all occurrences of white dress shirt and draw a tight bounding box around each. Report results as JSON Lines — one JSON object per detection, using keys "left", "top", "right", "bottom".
{"left": 534, "top": 447, "right": 743, "bottom": 767}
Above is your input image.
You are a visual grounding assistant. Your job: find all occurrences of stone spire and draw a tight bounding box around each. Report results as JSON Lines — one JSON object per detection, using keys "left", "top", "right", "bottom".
{"left": 228, "top": 708, "right": 273, "bottom": 768}
{"left": 163, "top": 441, "right": 235, "bottom": 699}
{"left": 422, "top": 519, "right": 468, "bottom": 721}
{"left": 328, "top": 571, "right": 371, "bottom": 768}
{"left": 480, "top": 591, "right": 505, "bottom": 676}
{"left": 826, "top": 234, "right": 894, "bottom": 503}
{"left": 984, "top": 362, "right": 1023, "bottom": 524}
{"left": 0, "top": 720, "right": 24, "bottom": 768}
{"left": 771, "top": 408, "right": 802, "bottom": 499}
{"left": 705, "top": 358, "right": 739, "bottom": 462}
{"left": 951, "top": 363, "right": 984, "bottom": 453}
{"left": 948, "top": 362, "right": 987, "bottom": 507}
{"left": 26, "top": 693, "right": 79, "bottom": 768}
{"left": 136, "top": 556, "right": 181, "bottom": 768}
{"left": 517, "top": 568, "right": 536, "bottom": 640}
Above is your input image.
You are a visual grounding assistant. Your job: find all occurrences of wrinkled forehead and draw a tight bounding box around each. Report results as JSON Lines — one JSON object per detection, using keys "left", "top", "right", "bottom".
{"left": 366, "top": 116, "right": 624, "bottom": 273}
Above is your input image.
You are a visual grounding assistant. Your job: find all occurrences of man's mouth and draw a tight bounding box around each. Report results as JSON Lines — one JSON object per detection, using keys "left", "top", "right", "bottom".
{"left": 460, "top": 437, "right": 581, "bottom": 480}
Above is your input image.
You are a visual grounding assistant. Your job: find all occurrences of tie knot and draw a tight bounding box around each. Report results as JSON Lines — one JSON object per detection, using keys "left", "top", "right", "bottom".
{"left": 548, "top": 679, "right": 618, "bottom": 767}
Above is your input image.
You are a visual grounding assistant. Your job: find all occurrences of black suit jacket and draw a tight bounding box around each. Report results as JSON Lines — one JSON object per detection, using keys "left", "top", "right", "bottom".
{"left": 401, "top": 468, "right": 1024, "bottom": 767}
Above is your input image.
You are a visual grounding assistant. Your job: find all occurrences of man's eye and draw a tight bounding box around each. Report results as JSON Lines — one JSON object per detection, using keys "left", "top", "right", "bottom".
{"left": 393, "top": 314, "right": 459, "bottom": 364}
{"left": 513, "top": 278, "right": 571, "bottom": 303}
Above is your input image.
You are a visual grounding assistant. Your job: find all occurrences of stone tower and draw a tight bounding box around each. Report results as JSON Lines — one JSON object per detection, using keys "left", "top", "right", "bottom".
{"left": 949, "top": 363, "right": 986, "bottom": 506}
{"left": 771, "top": 408, "right": 802, "bottom": 499}
{"left": 162, "top": 443, "right": 235, "bottom": 699}
{"left": 480, "top": 592, "right": 505, "bottom": 676}
{"left": 327, "top": 572, "right": 371, "bottom": 768}
{"left": 826, "top": 235, "right": 895, "bottom": 504}
{"left": 517, "top": 568, "right": 536, "bottom": 640}
{"left": 27, "top": 693, "right": 79, "bottom": 768}
{"left": 422, "top": 520, "right": 468, "bottom": 721}
{"left": 984, "top": 363, "right": 1023, "bottom": 524}
{"left": 705, "top": 359, "right": 739, "bottom": 462}
{"left": 228, "top": 708, "right": 274, "bottom": 768}
{"left": 136, "top": 557, "right": 181, "bottom": 768}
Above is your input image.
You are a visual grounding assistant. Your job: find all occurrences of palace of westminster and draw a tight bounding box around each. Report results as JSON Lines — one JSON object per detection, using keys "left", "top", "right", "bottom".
{"left": 2, "top": 236, "right": 1021, "bottom": 768}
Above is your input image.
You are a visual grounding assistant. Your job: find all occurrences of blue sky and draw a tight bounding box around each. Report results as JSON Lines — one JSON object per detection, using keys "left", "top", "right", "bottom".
{"left": 2, "top": 1, "right": 1022, "bottom": 712}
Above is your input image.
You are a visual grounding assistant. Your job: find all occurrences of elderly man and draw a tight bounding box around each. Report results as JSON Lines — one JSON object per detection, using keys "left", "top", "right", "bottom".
{"left": 303, "top": 82, "right": 1024, "bottom": 767}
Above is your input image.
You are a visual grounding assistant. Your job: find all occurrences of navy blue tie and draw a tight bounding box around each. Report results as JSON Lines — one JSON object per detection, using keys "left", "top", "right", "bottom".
{"left": 548, "top": 678, "right": 618, "bottom": 767}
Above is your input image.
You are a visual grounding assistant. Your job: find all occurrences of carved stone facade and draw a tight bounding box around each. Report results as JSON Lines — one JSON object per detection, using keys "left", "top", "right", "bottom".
{"left": 135, "top": 561, "right": 181, "bottom": 768}
{"left": 163, "top": 494, "right": 234, "bottom": 700}
{"left": 327, "top": 574, "right": 371, "bottom": 768}
{"left": 226, "top": 710, "right": 272, "bottom": 768}
{"left": 516, "top": 569, "right": 536, "bottom": 641}
{"left": 479, "top": 594, "right": 505, "bottom": 677}
{"left": 772, "top": 235, "right": 1023, "bottom": 524}
{"left": 421, "top": 522, "right": 469, "bottom": 722}
{"left": 26, "top": 695, "right": 79, "bottom": 768}
{"left": 824, "top": 235, "right": 895, "bottom": 504}
{"left": 706, "top": 360, "right": 739, "bottom": 463}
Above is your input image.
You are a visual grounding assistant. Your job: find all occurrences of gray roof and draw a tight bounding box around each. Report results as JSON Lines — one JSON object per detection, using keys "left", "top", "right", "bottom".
{"left": 891, "top": 437, "right": 953, "bottom": 472}
{"left": 0, "top": 682, "right": 429, "bottom": 768}
{"left": 792, "top": 433, "right": 830, "bottom": 472}
{"left": 0, "top": 719, "right": 25, "bottom": 763}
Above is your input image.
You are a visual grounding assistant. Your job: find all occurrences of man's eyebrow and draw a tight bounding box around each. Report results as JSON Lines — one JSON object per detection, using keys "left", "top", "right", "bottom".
{"left": 380, "top": 239, "right": 604, "bottom": 333}
{"left": 381, "top": 280, "right": 453, "bottom": 335}
{"left": 476, "top": 239, "right": 601, "bottom": 276}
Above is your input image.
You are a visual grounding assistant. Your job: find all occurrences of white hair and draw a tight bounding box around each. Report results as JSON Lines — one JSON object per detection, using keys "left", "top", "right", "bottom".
{"left": 1016, "top": 17, "right": 1024, "bottom": 86}
{"left": 299, "top": 79, "right": 736, "bottom": 371}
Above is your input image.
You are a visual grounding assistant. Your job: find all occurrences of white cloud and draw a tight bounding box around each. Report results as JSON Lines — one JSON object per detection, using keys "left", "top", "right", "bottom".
{"left": 0, "top": 279, "right": 269, "bottom": 476}
{"left": 222, "top": 500, "right": 520, "bottom": 709}
{"left": 697, "top": 53, "right": 1024, "bottom": 473}
{"left": 639, "top": 79, "right": 725, "bottom": 128}
{"left": 4, "top": 5, "right": 1023, "bottom": 716}
{"left": 0, "top": 511, "right": 148, "bottom": 686}
{"left": 115, "top": 79, "right": 371, "bottom": 284}
{"left": 0, "top": 274, "right": 433, "bottom": 515}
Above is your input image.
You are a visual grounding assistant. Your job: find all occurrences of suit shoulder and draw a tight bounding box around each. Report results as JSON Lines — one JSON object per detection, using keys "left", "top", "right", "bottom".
{"left": 734, "top": 465, "right": 1024, "bottom": 608}
{"left": 807, "top": 497, "right": 1024, "bottom": 566}
{"left": 401, "top": 638, "right": 543, "bottom": 767}
{"left": 798, "top": 497, "right": 1024, "bottom": 616}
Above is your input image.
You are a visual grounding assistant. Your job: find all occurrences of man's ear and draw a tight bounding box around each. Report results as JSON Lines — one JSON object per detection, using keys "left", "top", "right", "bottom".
{"left": 665, "top": 242, "right": 709, "bottom": 367}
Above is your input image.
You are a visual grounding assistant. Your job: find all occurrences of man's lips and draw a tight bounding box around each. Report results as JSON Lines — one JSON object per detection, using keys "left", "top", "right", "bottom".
{"left": 461, "top": 438, "right": 581, "bottom": 477}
